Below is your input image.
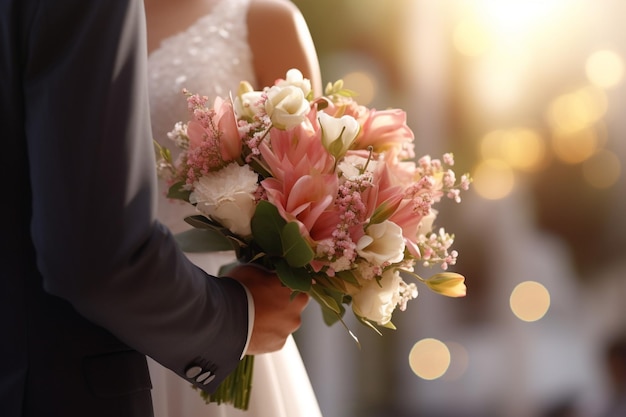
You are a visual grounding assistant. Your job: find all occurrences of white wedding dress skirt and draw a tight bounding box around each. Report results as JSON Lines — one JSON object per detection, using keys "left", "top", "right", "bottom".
{"left": 148, "top": 250, "right": 322, "bottom": 417}
{"left": 147, "top": 0, "right": 322, "bottom": 415}
{"left": 148, "top": 337, "right": 320, "bottom": 417}
{"left": 147, "top": 252, "right": 321, "bottom": 417}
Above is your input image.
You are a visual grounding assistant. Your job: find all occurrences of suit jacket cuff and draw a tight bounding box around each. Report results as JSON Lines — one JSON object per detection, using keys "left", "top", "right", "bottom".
{"left": 239, "top": 284, "right": 255, "bottom": 358}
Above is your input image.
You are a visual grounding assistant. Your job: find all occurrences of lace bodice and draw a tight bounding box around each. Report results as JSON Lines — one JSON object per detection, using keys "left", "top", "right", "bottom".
{"left": 148, "top": 0, "right": 257, "bottom": 143}
{"left": 148, "top": 0, "right": 257, "bottom": 234}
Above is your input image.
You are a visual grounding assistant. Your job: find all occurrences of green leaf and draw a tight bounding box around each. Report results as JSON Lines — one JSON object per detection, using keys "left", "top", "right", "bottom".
{"left": 184, "top": 215, "right": 249, "bottom": 249}
{"left": 357, "top": 316, "right": 383, "bottom": 336}
{"left": 310, "top": 285, "right": 342, "bottom": 315}
{"left": 250, "top": 201, "right": 286, "bottom": 256}
{"left": 334, "top": 270, "right": 360, "bottom": 287}
{"left": 153, "top": 139, "right": 173, "bottom": 164}
{"left": 167, "top": 181, "right": 191, "bottom": 201}
{"left": 321, "top": 304, "right": 342, "bottom": 326}
{"left": 185, "top": 215, "right": 220, "bottom": 229}
{"left": 274, "top": 259, "right": 312, "bottom": 292}
{"left": 174, "top": 228, "right": 235, "bottom": 252}
{"left": 281, "top": 222, "right": 314, "bottom": 267}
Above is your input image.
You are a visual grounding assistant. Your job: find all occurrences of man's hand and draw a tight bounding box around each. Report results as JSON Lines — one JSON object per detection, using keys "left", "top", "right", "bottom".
{"left": 225, "top": 264, "right": 309, "bottom": 355}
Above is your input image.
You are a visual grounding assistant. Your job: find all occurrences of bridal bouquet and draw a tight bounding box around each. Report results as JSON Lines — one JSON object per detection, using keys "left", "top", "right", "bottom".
{"left": 155, "top": 69, "right": 470, "bottom": 409}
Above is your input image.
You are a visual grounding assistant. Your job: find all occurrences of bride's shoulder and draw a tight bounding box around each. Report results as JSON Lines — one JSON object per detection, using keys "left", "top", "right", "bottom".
{"left": 246, "top": 0, "right": 320, "bottom": 91}
{"left": 247, "top": 0, "right": 301, "bottom": 18}
{"left": 247, "top": 0, "right": 306, "bottom": 36}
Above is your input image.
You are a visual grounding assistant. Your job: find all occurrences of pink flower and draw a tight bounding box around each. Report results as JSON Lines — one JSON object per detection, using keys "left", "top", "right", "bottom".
{"left": 259, "top": 122, "right": 338, "bottom": 241}
{"left": 187, "top": 96, "right": 241, "bottom": 164}
{"left": 353, "top": 108, "right": 415, "bottom": 159}
{"left": 321, "top": 99, "right": 415, "bottom": 159}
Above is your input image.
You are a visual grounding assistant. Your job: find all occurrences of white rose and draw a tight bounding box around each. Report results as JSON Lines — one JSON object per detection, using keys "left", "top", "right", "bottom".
{"left": 318, "top": 112, "right": 360, "bottom": 160}
{"left": 264, "top": 85, "right": 309, "bottom": 130}
{"left": 276, "top": 68, "right": 312, "bottom": 99}
{"left": 351, "top": 268, "right": 402, "bottom": 325}
{"left": 189, "top": 163, "right": 259, "bottom": 237}
{"left": 356, "top": 220, "right": 405, "bottom": 265}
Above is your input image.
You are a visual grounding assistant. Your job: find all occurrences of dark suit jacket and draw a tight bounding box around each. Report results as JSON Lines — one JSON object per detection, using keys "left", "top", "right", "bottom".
{"left": 0, "top": 1, "right": 249, "bottom": 416}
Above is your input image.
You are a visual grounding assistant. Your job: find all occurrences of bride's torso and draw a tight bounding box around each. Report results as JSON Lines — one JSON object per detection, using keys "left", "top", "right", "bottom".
{"left": 145, "top": 4, "right": 324, "bottom": 417}
{"left": 147, "top": 0, "right": 258, "bottom": 234}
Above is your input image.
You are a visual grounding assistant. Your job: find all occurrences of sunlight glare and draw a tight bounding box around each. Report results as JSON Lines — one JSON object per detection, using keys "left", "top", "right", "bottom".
{"left": 480, "top": 0, "right": 568, "bottom": 38}
{"left": 586, "top": 50, "right": 625, "bottom": 89}
{"left": 453, "top": 17, "right": 491, "bottom": 57}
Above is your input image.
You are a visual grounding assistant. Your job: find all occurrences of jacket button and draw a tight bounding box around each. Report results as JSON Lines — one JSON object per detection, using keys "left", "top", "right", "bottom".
{"left": 196, "top": 371, "right": 212, "bottom": 382}
{"left": 185, "top": 366, "right": 203, "bottom": 379}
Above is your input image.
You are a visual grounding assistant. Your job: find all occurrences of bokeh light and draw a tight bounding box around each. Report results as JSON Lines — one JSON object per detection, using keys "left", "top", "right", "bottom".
{"left": 480, "top": 128, "right": 546, "bottom": 172}
{"left": 509, "top": 281, "right": 551, "bottom": 322}
{"left": 551, "top": 127, "right": 600, "bottom": 164}
{"left": 585, "top": 50, "right": 625, "bottom": 89}
{"left": 341, "top": 71, "right": 377, "bottom": 105}
{"left": 441, "top": 342, "right": 470, "bottom": 381}
{"left": 472, "top": 159, "right": 515, "bottom": 200}
{"left": 582, "top": 149, "right": 622, "bottom": 189}
{"left": 546, "top": 87, "right": 608, "bottom": 135}
{"left": 409, "top": 338, "right": 451, "bottom": 380}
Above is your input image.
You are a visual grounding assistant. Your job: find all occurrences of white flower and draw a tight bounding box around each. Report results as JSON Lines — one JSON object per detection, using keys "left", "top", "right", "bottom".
{"left": 167, "top": 121, "right": 189, "bottom": 149}
{"left": 351, "top": 268, "right": 402, "bottom": 325}
{"left": 276, "top": 68, "right": 312, "bottom": 99}
{"left": 356, "top": 220, "right": 405, "bottom": 265}
{"left": 233, "top": 81, "right": 265, "bottom": 120}
{"left": 264, "top": 85, "right": 309, "bottom": 130}
{"left": 318, "top": 112, "right": 360, "bottom": 160}
{"left": 189, "top": 163, "right": 259, "bottom": 237}
{"left": 416, "top": 209, "right": 437, "bottom": 236}
{"left": 337, "top": 154, "right": 379, "bottom": 180}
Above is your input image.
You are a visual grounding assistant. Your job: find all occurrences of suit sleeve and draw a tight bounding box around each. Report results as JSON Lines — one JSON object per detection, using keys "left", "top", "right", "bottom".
{"left": 22, "top": 0, "right": 248, "bottom": 391}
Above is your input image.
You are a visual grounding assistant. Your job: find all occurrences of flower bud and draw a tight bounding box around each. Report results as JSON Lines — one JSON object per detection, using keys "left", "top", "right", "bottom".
{"left": 424, "top": 272, "right": 466, "bottom": 297}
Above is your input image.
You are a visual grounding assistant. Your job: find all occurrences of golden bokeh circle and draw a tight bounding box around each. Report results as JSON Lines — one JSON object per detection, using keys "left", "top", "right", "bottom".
{"left": 409, "top": 338, "right": 451, "bottom": 380}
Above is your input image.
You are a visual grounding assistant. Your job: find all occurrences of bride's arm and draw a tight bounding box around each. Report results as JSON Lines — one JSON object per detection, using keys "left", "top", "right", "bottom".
{"left": 247, "top": 0, "right": 322, "bottom": 95}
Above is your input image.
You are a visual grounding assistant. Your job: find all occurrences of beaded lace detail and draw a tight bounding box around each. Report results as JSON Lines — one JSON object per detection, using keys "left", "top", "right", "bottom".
{"left": 148, "top": 0, "right": 256, "bottom": 234}
{"left": 148, "top": 0, "right": 256, "bottom": 143}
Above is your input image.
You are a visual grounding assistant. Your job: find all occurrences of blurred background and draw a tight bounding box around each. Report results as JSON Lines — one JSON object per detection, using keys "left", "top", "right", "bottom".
{"left": 290, "top": 1, "right": 626, "bottom": 416}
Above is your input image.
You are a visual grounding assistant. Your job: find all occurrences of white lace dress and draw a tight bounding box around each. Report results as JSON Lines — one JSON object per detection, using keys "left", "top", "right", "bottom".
{"left": 147, "top": 1, "right": 322, "bottom": 416}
